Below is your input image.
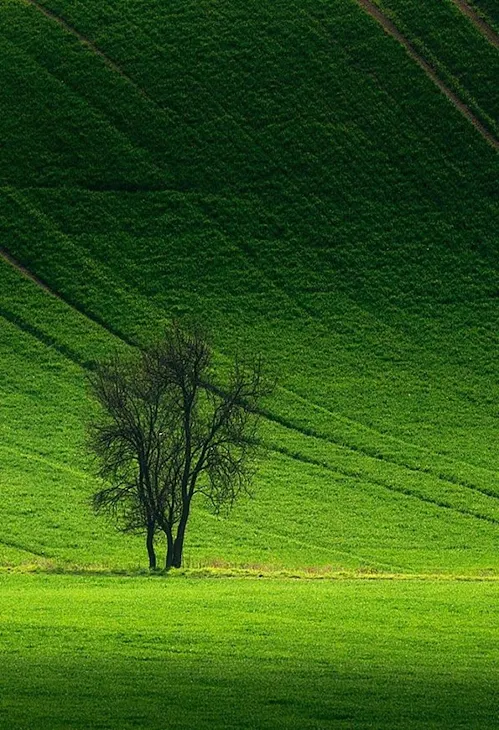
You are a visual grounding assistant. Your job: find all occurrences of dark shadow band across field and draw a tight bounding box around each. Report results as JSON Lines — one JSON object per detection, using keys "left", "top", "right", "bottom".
{"left": 2, "top": 653, "right": 496, "bottom": 730}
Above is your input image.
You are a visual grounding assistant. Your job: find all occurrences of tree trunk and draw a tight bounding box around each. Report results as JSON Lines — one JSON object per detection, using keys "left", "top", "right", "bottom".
{"left": 146, "top": 522, "right": 157, "bottom": 570}
{"left": 165, "top": 527, "right": 174, "bottom": 570}
{"left": 172, "top": 508, "right": 190, "bottom": 568}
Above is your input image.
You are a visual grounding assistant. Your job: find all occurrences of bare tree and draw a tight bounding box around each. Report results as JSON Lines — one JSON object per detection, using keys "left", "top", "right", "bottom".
{"left": 88, "top": 323, "right": 270, "bottom": 569}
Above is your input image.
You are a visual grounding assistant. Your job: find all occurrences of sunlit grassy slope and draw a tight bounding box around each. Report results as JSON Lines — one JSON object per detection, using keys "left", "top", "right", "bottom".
{"left": 0, "top": 0, "right": 498, "bottom": 573}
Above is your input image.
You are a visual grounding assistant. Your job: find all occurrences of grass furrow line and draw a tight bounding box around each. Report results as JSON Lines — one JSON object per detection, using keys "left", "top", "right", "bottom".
{"left": 452, "top": 0, "right": 499, "bottom": 48}
{"left": 201, "top": 511, "right": 400, "bottom": 571}
{"left": 1, "top": 242, "right": 133, "bottom": 348}
{"left": 1, "top": 182, "right": 192, "bottom": 194}
{"left": 0, "top": 535, "right": 54, "bottom": 560}
{"left": 261, "top": 406, "right": 499, "bottom": 503}
{"left": 355, "top": 0, "right": 499, "bottom": 149}
{"left": 3, "top": 190, "right": 410, "bottom": 483}
{"left": 1, "top": 188, "right": 136, "bottom": 347}
{"left": 5, "top": 223, "right": 492, "bottom": 504}
{"left": 273, "top": 443, "right": 499, "bottom": 526}
{"left": 23, "top": 0, "right": 162, "bottom": 110}
{"left": 0, "top": 443, "right": 89, "bottom": 479}
{"left": 0, "top": 307, "right": 90, "bottom": 369}
{"left": 195, "top": 191, "right": 497, "bottom": 489}
{"left": 280, "top": 386, "right": 499, "bottom": 476}
{"left": 4, "top": 224, "right": 494, "bottom": 505}
{"left": 18, "top": 0, "right": 497, "bottom": 372}
{"left": 470, "top": 0, "right": 499, "bottom": 31}
{"left": 0, "top": 29, "right": 165, "bottom": 185}
{"left": 219, "top": 218, "right": 497, "bottom": 487}
{"left": 368, "top": 0, "right": 499, "bottom": 135}
{"left": 0, "top": 246, "right": 53, "bottom": 296}
{"left": 4, "top": 187, "right": 495, "bottom": 515}
{"left": 20, "top": 1, "right": 236, "bottom": 194}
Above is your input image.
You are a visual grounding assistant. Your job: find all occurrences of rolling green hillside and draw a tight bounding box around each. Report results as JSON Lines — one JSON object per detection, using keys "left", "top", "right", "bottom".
{"left": 1, "top": 0, "right": 498, "bottom": 574}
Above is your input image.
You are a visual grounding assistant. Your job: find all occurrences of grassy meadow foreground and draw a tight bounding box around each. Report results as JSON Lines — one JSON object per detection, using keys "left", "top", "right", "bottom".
{"left": 1, "top": 573, "right": 499, "bottom": 730}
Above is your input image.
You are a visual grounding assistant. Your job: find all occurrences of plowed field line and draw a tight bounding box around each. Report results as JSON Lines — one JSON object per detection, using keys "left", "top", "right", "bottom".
{"left": 275, "top": 443, "right": 499, "bottom": 526}
{"left": 452, "top": 0, "right": 499, "bottom": 48}
{"left": 24, "top": 0, "right": 159, "bottom": 108}
{"left": 0, "top": 246, "right": 53, "bottom": 295}
{"left": 356, "top": 0, "right": 499, "bottom": 150}
{"left": 0, "top": 245, "right": 134, "bottom": 347}
{"left": 262, "top": 407, "right": 499, "bottom": 503}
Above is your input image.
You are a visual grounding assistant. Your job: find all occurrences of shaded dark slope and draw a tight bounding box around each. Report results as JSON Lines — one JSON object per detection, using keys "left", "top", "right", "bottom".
{"left": 470, "top": 0, "right": 499, "bottom": 31}
{"left": 451, "top": 0, "right": 499, "bottom": 48}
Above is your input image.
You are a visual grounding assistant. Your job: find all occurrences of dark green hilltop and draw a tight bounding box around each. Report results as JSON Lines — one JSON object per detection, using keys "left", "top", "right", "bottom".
{"left": 0, "top": 0, "right": 498, "bottom": 575}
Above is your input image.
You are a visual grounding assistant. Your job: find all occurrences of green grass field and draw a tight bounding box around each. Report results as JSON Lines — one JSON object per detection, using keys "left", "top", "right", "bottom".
{"left": 0, "top": 0, "right": 498, "bottom": 726}
{"left": 2, "top": 573, "right": 499, "bottom": 730}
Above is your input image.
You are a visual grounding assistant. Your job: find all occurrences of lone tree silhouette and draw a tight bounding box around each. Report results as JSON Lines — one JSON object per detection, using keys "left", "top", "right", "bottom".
{"left": 88, "top": 322, "right": 270, "bottom": 569}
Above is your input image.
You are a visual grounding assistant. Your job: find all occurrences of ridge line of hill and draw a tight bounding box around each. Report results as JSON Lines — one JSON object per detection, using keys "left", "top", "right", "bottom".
{"left": 355, "top": 0, "right": 499, "bottom": 149}
{"left": 24, "top": 0, "right": 161, "bottom": 109}
{"left": 274, "top": 444, "right": 499, "bottom": 526}
{"left": 451, "top": 0, "right": 499, "bottom": 47}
